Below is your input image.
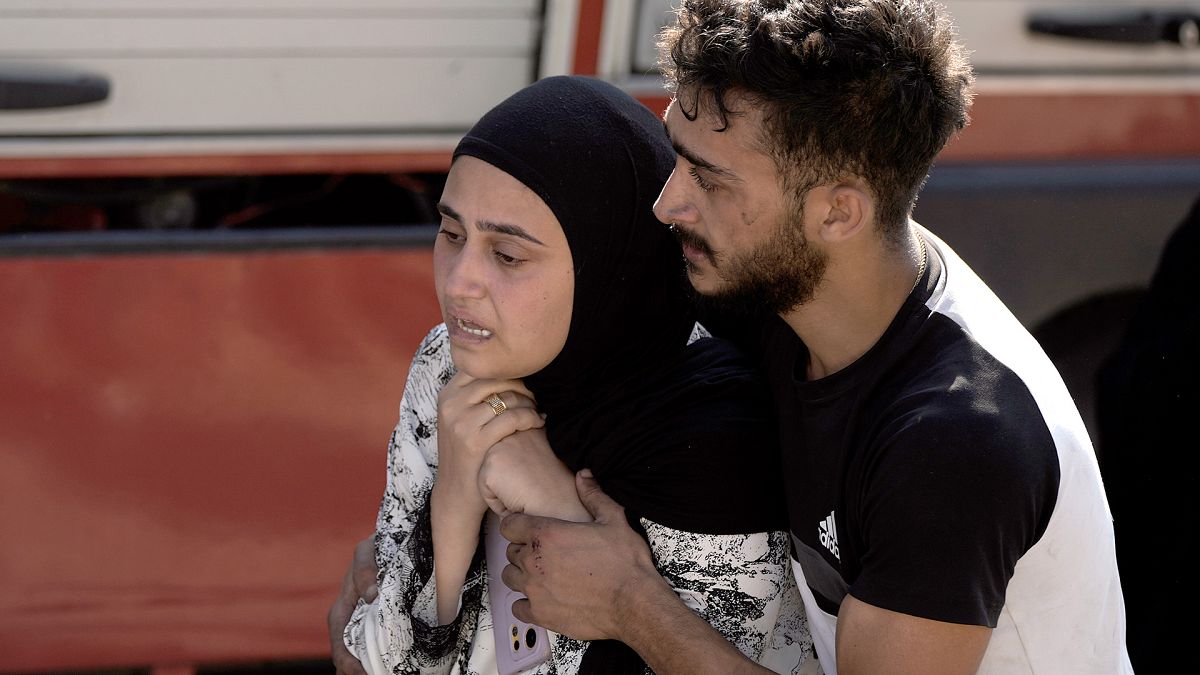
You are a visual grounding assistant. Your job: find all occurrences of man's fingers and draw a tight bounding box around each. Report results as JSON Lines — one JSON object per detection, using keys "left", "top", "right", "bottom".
{"left": 499, "top": 511, "right": 536, "bottom": 544}
{"left": 332, "top": 648, "right": 368, "bottom": 675}
{"left": 506, "top": 541, "right": 525, "bottom": 564}
{"left": 328, "top": 565, "right": 368, "bottom": 675}
{"left": 575, "top": 469, "right": 624, "bottom": 524}
{"left": 511, "top": 597, "right": 535, "bottom": 624}
{"left": 351, "top": 536, "right": 379, "bottom": 602}
{"left": 501, "top": 561, "right": 529, "bottom": 594}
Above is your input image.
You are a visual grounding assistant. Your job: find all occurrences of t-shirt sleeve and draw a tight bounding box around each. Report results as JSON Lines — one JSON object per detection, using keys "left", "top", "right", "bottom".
{"left": 848, "top": 399, "right": 1060, "bottom": 627}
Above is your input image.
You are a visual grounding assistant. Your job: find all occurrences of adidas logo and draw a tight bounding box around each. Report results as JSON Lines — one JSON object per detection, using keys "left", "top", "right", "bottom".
{"left": 819, "top": 510, "right": 840, "bottom": 561}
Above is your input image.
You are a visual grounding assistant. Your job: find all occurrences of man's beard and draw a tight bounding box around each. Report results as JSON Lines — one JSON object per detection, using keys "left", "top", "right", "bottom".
{"left": 673, "top": 208, "right": 827, "bottom": 318}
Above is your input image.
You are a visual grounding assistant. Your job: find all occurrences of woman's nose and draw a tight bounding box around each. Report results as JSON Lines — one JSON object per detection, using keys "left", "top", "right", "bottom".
{"left": 442, "top": 247, "right": 487, "bottom": 300}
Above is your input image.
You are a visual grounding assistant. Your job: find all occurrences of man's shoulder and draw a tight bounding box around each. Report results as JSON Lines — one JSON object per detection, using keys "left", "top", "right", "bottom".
{"left": 878, "top": 331, "right": 1061, "bottom": 465}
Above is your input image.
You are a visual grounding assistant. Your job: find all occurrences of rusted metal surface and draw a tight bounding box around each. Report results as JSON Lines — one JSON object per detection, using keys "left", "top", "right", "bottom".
{"left": 0, "top": 247, "right": 441, "bottom": 672}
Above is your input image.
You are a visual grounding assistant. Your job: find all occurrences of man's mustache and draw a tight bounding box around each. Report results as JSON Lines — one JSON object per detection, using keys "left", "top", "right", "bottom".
{"left": 669, "top": 224, "right": 716, "bottom": 262}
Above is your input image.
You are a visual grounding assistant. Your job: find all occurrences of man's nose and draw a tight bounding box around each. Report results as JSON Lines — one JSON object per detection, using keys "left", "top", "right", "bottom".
{"left": 653, "top": 168, "right": 699, "bottom": 226}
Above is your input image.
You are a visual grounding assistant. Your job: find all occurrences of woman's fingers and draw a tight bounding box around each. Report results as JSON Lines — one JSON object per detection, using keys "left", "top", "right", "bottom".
{"left": 458, "top": 376, "right": 537, "bottom": 404}
{"left": 479, "top": 407, "right": 545, "bottom": 447}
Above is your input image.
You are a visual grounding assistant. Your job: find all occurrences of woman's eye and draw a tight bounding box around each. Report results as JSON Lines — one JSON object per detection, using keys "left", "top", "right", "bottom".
{"left": 688, "top": 166, "right": 716, "bottom": 193}
{"left": 493, "top": 250, "right": 524, "bottom": 266}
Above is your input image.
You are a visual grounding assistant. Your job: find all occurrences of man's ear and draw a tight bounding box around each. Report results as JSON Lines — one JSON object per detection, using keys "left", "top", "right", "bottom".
{"left": 813, "top": 179, "right": 873, "bottom": 244}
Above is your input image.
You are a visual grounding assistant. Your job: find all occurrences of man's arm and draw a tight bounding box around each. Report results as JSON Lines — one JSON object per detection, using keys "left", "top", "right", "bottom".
{"left": 500, "top": 471, "right": 771, "bottom": 675}
{"left": 836, "top": 594, "right": 991, "bottom": 675}
{"left": 328, "top": 536, "right": 379, "bottom": 675}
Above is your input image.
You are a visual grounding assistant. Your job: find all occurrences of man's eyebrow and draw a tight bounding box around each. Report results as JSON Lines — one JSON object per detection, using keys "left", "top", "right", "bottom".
{"left": 436, "top": 202, "right": 546, "bottom": 246}
{"left": 663, "top": 120, "right": 739, "bottom": 181}
{"left": 436, "top": 202, "right": 461, "bottom": 221}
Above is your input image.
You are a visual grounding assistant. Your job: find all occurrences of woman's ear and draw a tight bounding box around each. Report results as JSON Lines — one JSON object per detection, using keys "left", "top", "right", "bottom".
{"left": 813, "top": 179, "right": 873, "bottom": 244}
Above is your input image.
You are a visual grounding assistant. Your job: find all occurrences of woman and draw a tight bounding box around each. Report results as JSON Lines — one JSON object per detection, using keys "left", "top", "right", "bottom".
{"left": 345, "top": 76, "right": 812, "bottom": 673}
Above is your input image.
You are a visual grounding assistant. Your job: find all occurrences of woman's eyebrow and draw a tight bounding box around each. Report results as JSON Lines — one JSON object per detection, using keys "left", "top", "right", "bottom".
{"left": 437, "top": 201, "right": 546, "bottom": 246}
{"left": 477, "top": 220, "right": 546, "bottom": 246}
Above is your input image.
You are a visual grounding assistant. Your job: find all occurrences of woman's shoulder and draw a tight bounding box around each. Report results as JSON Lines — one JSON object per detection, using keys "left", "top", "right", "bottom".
{"left": 397, "top": 324, "right": 456, "bottom": 421}
{"left": 638, "top": 332, "right": 779, "bottom": 457}
{"left": 672, "top": 332, "right": 766, "bottom": 404}
{"left": 407, "top": 323, "right": 456, "bottom": 384}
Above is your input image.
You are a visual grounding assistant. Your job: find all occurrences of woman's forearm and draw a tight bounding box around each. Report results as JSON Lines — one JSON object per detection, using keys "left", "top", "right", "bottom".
{"left": 524, "top": 470, "right": 592, "bottom": 522}
{"left": 479, "top": 430, "right": 592, "bottom": 522}
{"left": 430, "top": 483, "right": 486, "bottom": 625}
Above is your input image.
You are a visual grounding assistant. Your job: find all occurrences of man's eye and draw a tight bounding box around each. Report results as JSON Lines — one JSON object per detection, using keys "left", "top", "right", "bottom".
{"left": 688, "top": 166, "right": 716, "bottom": 192}
{"left": 437, "top": 228, "right": 464, "bottom": 244}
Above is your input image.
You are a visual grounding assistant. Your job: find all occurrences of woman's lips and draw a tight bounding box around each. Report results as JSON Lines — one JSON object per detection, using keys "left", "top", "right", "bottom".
{"left": 448, "top": 314, "right": 493, "bottom": 341}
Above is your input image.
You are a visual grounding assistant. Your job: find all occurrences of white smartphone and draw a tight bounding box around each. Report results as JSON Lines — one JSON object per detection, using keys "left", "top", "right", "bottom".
{"left": 484, "top": 511, "right": 551, "bottom": 674}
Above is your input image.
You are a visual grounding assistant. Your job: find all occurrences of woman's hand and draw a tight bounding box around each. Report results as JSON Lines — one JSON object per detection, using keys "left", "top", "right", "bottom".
{"left": 432, "top": 372, "right": 544, "bottom": 516}
{"left": 479, "top": 428, "right": 590, "bottom": 522}
{"left": 430, "top": 372, "right": 544, "bottom": 624}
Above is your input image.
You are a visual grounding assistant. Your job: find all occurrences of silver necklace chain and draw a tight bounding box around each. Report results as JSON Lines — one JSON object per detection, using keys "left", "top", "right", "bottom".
{"left": 911, "top": 233, "right": 928, "bottom": 295}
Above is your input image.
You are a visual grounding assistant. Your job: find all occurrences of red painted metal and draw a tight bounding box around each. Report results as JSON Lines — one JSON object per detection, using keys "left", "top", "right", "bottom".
{"left": 571, "top": 0, "right": 607, "bottom": 76}
{"left": 0, "top": 150, "right": 454, "bottom": 180}
{"left": 636, "top": 91, "right": 1200, "bottom": 162}
{"left": 0, "top": 91, "right": 1191, "bottom": 180}
{"left": 942, "top": 92, "right": 1200, "bottom": 162}
{"left": 0, "top": 248, "right": 442, "bottom": 672}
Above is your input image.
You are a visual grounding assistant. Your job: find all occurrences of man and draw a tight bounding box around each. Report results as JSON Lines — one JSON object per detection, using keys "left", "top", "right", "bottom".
{"left": 332, "top": 1, "right": 1130, "bottom": 672}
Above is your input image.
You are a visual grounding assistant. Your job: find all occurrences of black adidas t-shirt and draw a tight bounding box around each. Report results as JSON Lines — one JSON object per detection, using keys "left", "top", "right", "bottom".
{"left": 758, "top": 257, "right": 1060, "bottom": 625}
{"left": 711, "top": 231, "right": 1132, "bottom": 672}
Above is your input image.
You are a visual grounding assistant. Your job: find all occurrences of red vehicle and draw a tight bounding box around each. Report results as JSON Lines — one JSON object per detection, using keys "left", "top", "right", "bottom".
{"left": 1, "top": 1, "right": 1197, "bottom": 672}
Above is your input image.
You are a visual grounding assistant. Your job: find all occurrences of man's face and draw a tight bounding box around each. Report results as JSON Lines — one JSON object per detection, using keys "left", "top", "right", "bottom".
{"left": 653, "top": 94, "right": 827, "bottom": 316}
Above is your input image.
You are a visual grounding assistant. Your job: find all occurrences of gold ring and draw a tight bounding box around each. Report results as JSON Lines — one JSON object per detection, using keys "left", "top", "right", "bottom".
{"left": 485, "top": 393, "right": 507, "bottom": 416}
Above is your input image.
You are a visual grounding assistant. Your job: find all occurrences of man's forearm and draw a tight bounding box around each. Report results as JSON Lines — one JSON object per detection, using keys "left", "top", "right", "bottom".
{"left": 616, "top": 570, "right": 771, "bottom": 675}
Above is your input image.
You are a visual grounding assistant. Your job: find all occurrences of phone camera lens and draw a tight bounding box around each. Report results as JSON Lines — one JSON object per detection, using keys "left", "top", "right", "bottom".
{"left": 525, "top": 627, "right": 538, "bottom": 649}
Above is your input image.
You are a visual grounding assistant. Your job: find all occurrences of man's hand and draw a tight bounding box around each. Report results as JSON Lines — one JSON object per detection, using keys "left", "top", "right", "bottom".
{"left": 501, "top": 471, "right": 769, "bottom": 674}
{"left": 498, "top": 470, "right": 665, "bottom": 641}
{"left": 328, "top": 536, "right": 380, "bottom": 675}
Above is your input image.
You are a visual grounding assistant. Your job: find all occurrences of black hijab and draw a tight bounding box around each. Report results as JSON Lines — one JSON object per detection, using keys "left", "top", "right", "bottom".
{"left": 453, "top": 76, "right": 786, "bottom": 670}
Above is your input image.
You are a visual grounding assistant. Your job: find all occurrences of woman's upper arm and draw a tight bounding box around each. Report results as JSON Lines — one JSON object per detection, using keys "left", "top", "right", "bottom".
{"left": 376, "top": 324, "right": 454, "bottom": 535}
{"left": 348, "top": 325, "right": 471, "bottom": 672}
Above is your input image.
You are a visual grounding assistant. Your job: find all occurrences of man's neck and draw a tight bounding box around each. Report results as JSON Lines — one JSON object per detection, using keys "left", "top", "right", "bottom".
{"left": 780, "top": 226, "right": 925, "bottom": 380}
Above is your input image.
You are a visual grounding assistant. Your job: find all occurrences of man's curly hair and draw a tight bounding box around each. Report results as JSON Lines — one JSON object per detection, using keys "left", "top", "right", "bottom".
{"left": 659, "top": 0, "right": 974, "bottom": 243}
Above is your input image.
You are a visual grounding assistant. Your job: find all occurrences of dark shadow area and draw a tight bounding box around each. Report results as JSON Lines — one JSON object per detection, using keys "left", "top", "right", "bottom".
{"left": 1096, "top": 191, "right": 1200, "bottom": 674}
{"left": 13, "top": 659, "right": 335, "bottom": 675}
{"left": 197, "top": 660, "right": 333, "bottom": 674}
{"left": 1033, "top": 289, "right": 1144, "bottom": 439}
{"left": 0, "top": 173, "right": 445, "bottom": 234}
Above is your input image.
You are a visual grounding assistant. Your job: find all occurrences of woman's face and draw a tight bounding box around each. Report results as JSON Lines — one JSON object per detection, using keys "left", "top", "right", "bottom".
{"left": 434, "top": 156, "right": 575, "bottom": 379}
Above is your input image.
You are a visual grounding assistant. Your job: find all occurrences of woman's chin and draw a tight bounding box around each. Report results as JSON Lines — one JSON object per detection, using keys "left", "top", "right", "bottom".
{"left": 448, "top": 347, "right": 525, "bottom": 381}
